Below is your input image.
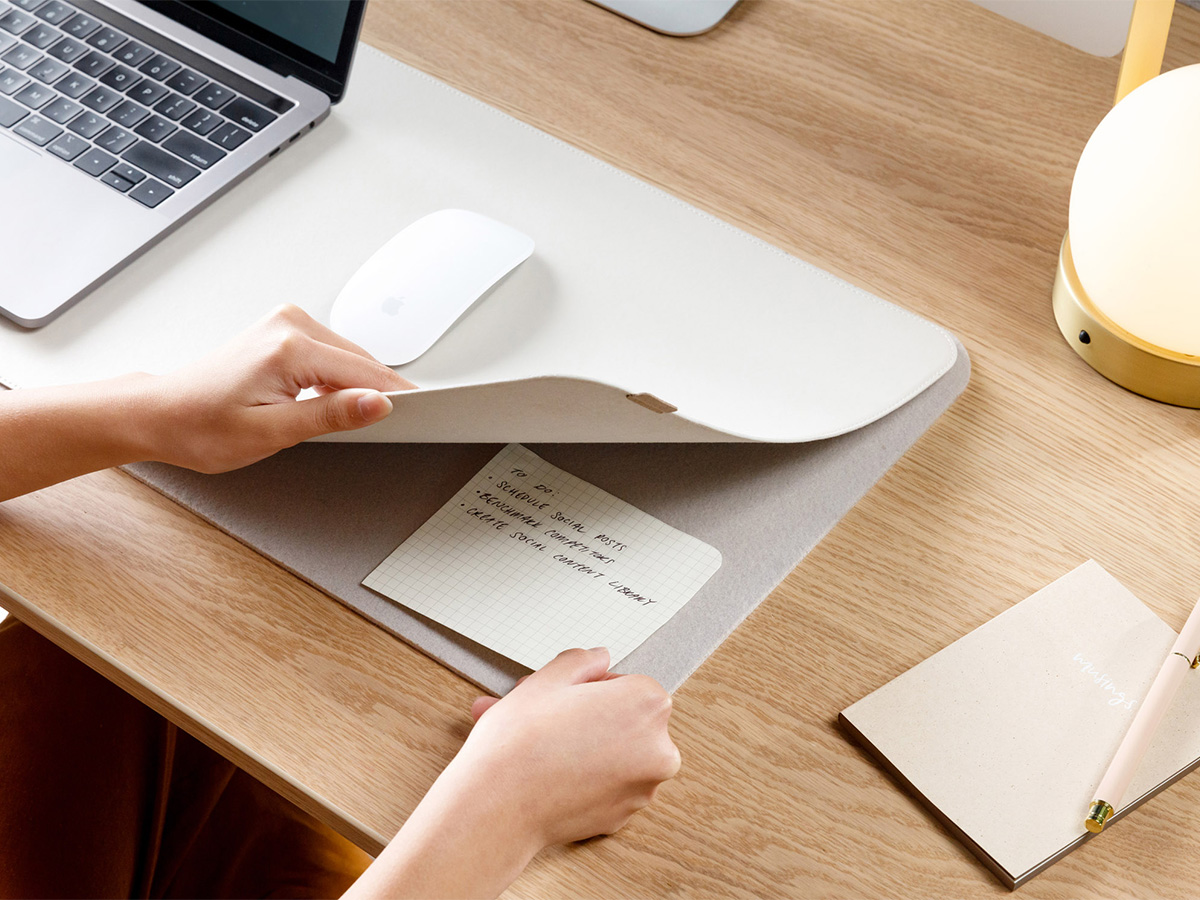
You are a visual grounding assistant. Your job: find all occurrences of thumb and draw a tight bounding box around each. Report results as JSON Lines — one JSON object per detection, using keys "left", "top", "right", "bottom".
{"left": 527, "top": 647, "right": 612, "bottom": 688}
{"left": 267, "top": 389, "right": 393, "bottom": 443}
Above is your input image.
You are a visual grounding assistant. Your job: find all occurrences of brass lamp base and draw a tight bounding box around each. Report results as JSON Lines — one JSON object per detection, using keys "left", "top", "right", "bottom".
{"left": 1053, "top": 233, "right": 1200, "bottom": 408}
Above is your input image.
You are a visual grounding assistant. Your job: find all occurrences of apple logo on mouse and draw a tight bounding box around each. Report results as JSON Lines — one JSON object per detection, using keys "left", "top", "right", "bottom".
{"left": 329, "top": 209, "right": 535, "bottom": 366}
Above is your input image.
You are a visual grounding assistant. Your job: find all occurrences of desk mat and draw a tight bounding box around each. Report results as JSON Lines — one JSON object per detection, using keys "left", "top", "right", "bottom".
{"left": 0, "top": 45, "right": 954, "bottom": 445}
{"left": 125, "top": 342, "right": 968, "bottom": 696}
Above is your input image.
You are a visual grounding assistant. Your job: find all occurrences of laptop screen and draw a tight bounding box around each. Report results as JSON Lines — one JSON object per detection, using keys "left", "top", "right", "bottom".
{"left": 145, "top": 0, "right": 365, "bottom": 102}
{"left": 207, "top": 1, "right": 352, "bottom": 63}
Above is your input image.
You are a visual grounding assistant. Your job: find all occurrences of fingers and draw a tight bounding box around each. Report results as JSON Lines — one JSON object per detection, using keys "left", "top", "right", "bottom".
{"left": 284, "top": 339, "right": 415, "bottom": 394}
{"left": 471, "top": 696, "right": 501, "bottom": 722}
{"left": 663, "top": 741, "right": 682, "bottom": 780}
{"left": 257, "top": 387, "right": 393, "bottom": 447}
{"left": 260, "top": 304, "right": 416, "bottom": 392}
{"left": 527, "top": 647, "right": 612, "bottom": 687}
{"left": 263, "top": 304, "right": 379, "bottom": 361}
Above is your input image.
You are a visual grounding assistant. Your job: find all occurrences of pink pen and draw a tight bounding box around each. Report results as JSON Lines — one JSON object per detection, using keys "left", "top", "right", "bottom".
{"left": 1086, "top": 594, "right": 1200, "bottom": 833}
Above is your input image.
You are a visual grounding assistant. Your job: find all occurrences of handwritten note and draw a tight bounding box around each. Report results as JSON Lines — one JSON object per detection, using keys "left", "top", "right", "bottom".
{"left": 363, "top": 444, "right": 722, "bottom": 669}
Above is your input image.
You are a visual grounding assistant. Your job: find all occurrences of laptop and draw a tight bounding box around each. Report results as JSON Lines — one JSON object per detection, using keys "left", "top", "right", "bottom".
{"left": 0, "top": 0, "right": 365, "bottom": 327}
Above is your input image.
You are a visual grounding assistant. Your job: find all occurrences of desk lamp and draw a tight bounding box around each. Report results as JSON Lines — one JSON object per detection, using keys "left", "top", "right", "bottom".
{"left": 1052, "top": 0, "right": 1200, "bottom": 406}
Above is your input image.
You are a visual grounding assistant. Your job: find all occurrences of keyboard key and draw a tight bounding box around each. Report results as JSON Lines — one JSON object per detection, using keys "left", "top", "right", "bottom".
{"left": 133, "top": 112, "right": 172, "bottom": 142}
{"left": 39, "top": 93, "right": 78, "bottom": 122}
{"left": 0, "top": 66, "right": 29, "bottom": 93}
{"left": 86, "top": 26, "right": 124, "bottom": 52}
{"left": 99, "top": 63, "right": 136, "bottom": 90}
{"left": 1, "top": 41, "right": 39, "bottom": 68}
{"left": 0, "top": 32, "right": 15, "bottom": 53}
{"left": 13, "top": 79, "right": 50, "bottom": 107}
{"left": 61, "top": 13, "right": 100, "bottom": 39}
{"left": 46, "top": 35, "right": 86, "bottom": 61}
{"left": 193, "top": 81, "right": 233, "bottom": 110}
{"left": 11, "top": 0, "right": 49, "bottom": 10}
{"left": 79, "top": 83, "right": 119, "bottom": 111}
{"left": 13, "top": 111, "right": 59, "bottom": 144}
{"left": 100, "top": 169, "right": 134, "bottom": 191}
{"left": 33, "top": 0, "right": 71, "bottom": 25}
{"left": 54, "top": 69, "right": 90, "bottom": 96}
{"left": 123, "top": 140, "right": 198, "bottom": 187}
{"left": 73, "top": 49, "right": 111, "bottom": 77}
{"left": 0, "top": 9, "right": 36, "bottom": 34}
{"left": 72, "top": 144, "right": 115, "bottom": 175}
{"left": 66, "top": 107, "right": 103, "bottom": 136}
{"left": 163, "top": 128, "right": 223, "bottom": 168}
{"left": 153, "top": 92, "right": 192, "bottom": 121}
{"left": 106, "top": 98, "right": 146, "bottom": 126}
{"left": 208, "top": 121, "right": 250, "bottom": 151}
{"left": 95, "top": 124, "right": 135, "bottom": 152}
{"left": 47, "top": 130, "right": 87, "bottom": 160}
{"left": 129, "top": 177, "right": 172, "bottom": 207}
{"left": 126, "top": 78, "right": 165, "bottom": 105}
{"left": 23, "top": 22, "right": 59, "bottom": 49}
{"left": 181, "top": 106, "right": 219, "bottom": 135}
{"left": 111, "top": 162, "right": 144, "bottom": 184}
{"left": 113, "top": 40, "right": 152, "bottom": 67}
{"left": 27, "top": 55, "right": 66, "bottom": 82}
{"left": 137, "top": 54, "right": 178, "bottom": 81}
{"left": 165, "top": 68, "right": 204, "bottom": 95}
{"left": 0, "top": 91, "right": 27, "bottom": 125}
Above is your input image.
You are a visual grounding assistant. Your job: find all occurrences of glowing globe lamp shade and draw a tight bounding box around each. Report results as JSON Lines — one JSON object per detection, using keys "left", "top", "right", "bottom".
{"left": 1053, "top": 63, "right": 1200, "bottom": 406}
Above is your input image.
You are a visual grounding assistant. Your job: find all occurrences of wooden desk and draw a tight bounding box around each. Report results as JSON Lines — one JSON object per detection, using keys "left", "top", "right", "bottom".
{"left": 4, "top": 1, "right": 1200, "bottom": 896}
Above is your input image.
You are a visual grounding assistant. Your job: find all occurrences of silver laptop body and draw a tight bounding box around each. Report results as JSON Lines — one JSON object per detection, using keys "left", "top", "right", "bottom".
{"left": 0, "top": 0, "right": 362, "bottom": 326}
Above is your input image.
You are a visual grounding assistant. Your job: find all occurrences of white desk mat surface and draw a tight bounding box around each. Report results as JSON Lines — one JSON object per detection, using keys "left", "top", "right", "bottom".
{"left": 0, "top": 45, "right": 955, "bottom": 443}
{"left": 126, "top": 341, "right": 969, "bottom": 695}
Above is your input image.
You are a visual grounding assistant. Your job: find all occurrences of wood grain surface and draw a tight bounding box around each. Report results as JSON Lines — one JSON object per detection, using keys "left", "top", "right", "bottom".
{"left": 4, "top": 1, "right": 1200, "bottom": 896}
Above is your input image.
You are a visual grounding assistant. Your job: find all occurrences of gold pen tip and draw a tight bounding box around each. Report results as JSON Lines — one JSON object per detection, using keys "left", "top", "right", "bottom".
{"left": 1085, "top": 800, "right": 1114, "bottom": 833}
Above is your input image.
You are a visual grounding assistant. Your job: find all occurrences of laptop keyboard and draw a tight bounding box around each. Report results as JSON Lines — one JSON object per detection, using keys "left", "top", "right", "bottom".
{"left": 0, "top": 0, "right": 287, "bottom": 208}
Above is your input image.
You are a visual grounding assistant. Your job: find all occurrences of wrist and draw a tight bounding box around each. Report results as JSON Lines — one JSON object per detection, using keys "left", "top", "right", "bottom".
{"left": 352, "top": 748, "right": 543, "bottom": 900}
{"left": 0, "top": 372, "right": 167, "bottom": 502}
{"left": 450, "top": 732, "right": 555, "bottom": 856}
{"left": 98, "top": 372, "right": 167, "bottom": 464}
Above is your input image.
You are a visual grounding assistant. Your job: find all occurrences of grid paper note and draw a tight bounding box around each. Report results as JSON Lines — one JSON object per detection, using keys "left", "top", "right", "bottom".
{"left": 363, "top": 444, "right": 722, "bottom": 670}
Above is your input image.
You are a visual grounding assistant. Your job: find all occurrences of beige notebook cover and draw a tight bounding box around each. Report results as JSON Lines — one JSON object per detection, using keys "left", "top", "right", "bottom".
{"left": 840, "top": 561, "right": 1200, "bottom": 889}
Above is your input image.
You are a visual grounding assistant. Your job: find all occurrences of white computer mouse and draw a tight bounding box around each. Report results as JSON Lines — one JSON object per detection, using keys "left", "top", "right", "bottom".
{"left": 330, "top": 209, "right": 535, "bottom": 366}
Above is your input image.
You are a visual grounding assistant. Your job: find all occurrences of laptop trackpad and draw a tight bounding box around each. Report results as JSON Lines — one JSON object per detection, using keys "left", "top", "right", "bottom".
{"left": 1, "top": 135, "right": 161, "bottom": 326}
{"left": 0, "top": 131, "right": 41, "bottom": 179}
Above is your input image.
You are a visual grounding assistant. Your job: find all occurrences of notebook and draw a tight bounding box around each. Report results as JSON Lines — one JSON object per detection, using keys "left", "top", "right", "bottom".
{"left": 840, "top": 561, "right": 1200, "bottom": 889}
{"left": 363, "top": 444, "right": 722, "bottom": 670}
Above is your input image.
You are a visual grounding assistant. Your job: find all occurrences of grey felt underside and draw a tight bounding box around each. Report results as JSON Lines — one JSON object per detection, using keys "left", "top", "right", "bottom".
{"left": 125, "top": 340, "right": 969, "bottom": 695}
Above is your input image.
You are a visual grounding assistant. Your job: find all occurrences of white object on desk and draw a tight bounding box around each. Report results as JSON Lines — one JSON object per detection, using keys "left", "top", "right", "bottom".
{"left": 363, "top": 444, "right": 722, "bottom": 670}
{"left": 1069, "top": 64, "right": 1200, "bottom": 357}
{"left": 969, "top": 0, "right": 1133, "bottom": 56}
{"left": 330, "top": 209, "right": 534, "bottom": 366}
{"left": 0, "top": 45, "right": 957, "bottom": 443}
{"left": 587, "top": 0, "right": 739, "bottom": 36}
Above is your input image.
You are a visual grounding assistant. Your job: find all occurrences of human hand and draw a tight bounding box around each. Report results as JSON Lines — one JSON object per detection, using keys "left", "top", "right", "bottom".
{"left": 460, "top": 647, "right": 681, "bottom": 848}
{"left": 340, "top": 649, "right": 678, "bottom": 900}
{"left": 146, "top": 304, "right": 413, "bottom": 473}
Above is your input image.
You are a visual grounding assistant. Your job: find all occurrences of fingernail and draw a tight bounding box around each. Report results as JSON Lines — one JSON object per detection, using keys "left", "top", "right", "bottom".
{"left": 357, "top": 391, "right": 393, "bottom": 422}
{"left": 588, "top": 646, "right": 607, "bottom": 653}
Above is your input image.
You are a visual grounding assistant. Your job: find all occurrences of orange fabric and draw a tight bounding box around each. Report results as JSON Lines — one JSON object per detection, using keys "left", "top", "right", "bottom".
{"left": 0, "top": 618, "right": 371, "bottom": 899}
